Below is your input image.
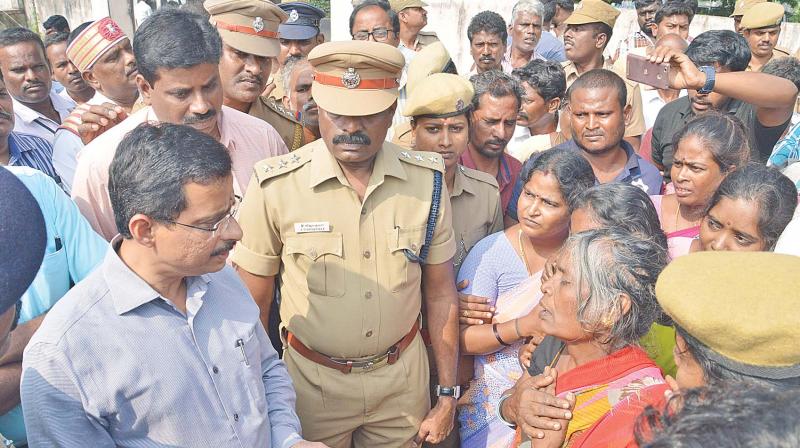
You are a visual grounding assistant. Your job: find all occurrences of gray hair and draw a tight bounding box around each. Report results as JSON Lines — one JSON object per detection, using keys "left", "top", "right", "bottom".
{"left": 469, "top": 69, "right": 524, "bottom": 111}
{"left": 512, "top": 0, "right": 545, "bottom": 23}
{"left": 562, "top": 228, "right": 668, "bottom": 350}
{"left": 282, "top": 56, "right": 310, "bottom": 96}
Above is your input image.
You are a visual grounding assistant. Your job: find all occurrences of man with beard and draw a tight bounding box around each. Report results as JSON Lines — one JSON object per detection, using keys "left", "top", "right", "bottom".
{"left": 507, "top": 69, "right": 662, "bottom": 223}
{"left": 0, "top": 28, "right": 75, "bottom": 144}
{"left": 43, "top": 33, "right": 94, "bottom": 105}
{"left": 611, "top": 0, "right": 661, "bottom": 63}
{"left": 232, "top": 41, "right": 460, "bottom": 448}
{"left": 650, "top": 30, "right": 796, "bottom": 177}
{"left": 462, "top": 70, "right": 523, "bottom": 219}
{"left": 741, "top": 3, "right": 790, "bottom": 72}
{"left": 21, "top": 123, "right": 324, "bottom": 448}
{"left": 506, "top": 1, "right": 546, "bottom": 70}
{"left": 281, "top": 57, "right": 319, "bottom": 147}
{"left": 52, "top": 18, "right": 140, "bottom": 192}
{"left": 561, "top": 0, "right": 646, "bottom": 149}
{"left": 71, "top": 8, "right": 287, "bottom": 240}
{"left": 467, "top": 11, "right": 510, "bottom": 75}
{"left": 390, "top": 0, "right": 439, "bottom": 64}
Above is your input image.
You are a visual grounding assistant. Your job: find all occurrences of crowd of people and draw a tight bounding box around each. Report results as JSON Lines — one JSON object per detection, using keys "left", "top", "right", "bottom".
{"left": 0, "top": 0, "right": 799, "bottom": 446}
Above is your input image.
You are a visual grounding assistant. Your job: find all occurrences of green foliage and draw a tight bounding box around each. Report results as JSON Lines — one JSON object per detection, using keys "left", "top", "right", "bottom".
{"left": 292, "top": 0, "right": 331, "bottom": 16}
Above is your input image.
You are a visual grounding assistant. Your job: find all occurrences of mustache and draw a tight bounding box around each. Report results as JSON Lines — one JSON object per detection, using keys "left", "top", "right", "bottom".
{"left": 183, "top": 109, "right": 217, "bottom": 125}
{"left": 332, "top": 132, "right": 371, "bottom": 145}
{"left": 211, "top": 240, "right": 236, "bottom": 256}
{"left": 302, "top": 99, "right": 318, "bottom": 112}
{"left": 485, "top": 137, "right": 506, "bottom": 146}
{"left": 23, "top": 80, "right": 44, "bottom": 90}
{"left": 237, "top": 73, "right": 264, "bottom": 85}
{"left": 125, "top": 65, "right": 138, "bottom": 77}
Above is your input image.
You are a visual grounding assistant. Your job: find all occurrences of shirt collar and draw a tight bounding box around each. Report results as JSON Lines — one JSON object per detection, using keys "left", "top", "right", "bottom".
{"left": 450, "top": 165, "right": 474, "bottom": 198}
{"left": 105, "top": 235, "right": 212, "bottom": 315}
{"left": 308, "top": 141, "right": 406, "bottom": 189}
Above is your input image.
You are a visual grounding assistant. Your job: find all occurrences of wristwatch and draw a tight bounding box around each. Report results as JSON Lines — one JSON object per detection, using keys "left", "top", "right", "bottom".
{"left": 697, "top": 65, "right": 716, "bottom": 94}
{"left": 435, "top": 385, "right": 461, "bottom": 399}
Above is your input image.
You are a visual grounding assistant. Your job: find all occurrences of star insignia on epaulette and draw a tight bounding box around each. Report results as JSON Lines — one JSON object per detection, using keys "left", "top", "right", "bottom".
{"left": 428, "top": 156, "right": 438, "bottom": 164}
{"left": 290, "top": 154, "right": 301, "bottom": 163}
{"left": 279, "top": 159, "right": 288, "bottom": 168}
{"left": 415, "top": 155, "right": 424, "bottom": 162}
{"left": 263, "top": 164, "right": 274, "bottom": 173}
{"left": 401, "top": 151, "right": 411, "bottom": 158}
{"left": 459, "top": 166, "right": 466, "bottom": 172}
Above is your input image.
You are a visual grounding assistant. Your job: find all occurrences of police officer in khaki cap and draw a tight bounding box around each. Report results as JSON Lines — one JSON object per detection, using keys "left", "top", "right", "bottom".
{"left": 730, "top": 0, "right": 766, "bottom": 33}
{"left": 405, "top": 73, "right": 502, "bottom": 448}
{"left": 390, "top": 0, "right": 440, "bottom": 58}
{"left": 232, "top": 40, "right": 460, "bottom": 448}
{"left": 205, "top": 0, "right": 316, "bottom": 151}
{"left": 741, "top": 2, "right": 790, "bottom": 72}
{"left": 561, "top": 0, "right": 646, "bottom": 144}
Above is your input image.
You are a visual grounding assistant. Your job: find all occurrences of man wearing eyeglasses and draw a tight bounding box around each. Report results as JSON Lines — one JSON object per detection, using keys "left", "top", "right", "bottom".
{"left": 22, "top": 123, "right": 326, "bottom": 448}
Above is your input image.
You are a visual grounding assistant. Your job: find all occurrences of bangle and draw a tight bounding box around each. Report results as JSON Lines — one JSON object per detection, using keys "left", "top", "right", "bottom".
{"left": 496, "top": 393, "right": 517, "bottom": 428}
{"left": 513, "top": 318, "right": 522, "bottom": 339}
{"left": 493, "top": 323, "right": 511, "bottom": 347}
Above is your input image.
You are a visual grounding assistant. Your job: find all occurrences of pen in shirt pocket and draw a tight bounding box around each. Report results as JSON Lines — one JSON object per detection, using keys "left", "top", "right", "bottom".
{"left": 236, "top": 338, "right": 249, "bottom": 366}
{"left": 55, "top": 236, "right": 62, "bottom": 251}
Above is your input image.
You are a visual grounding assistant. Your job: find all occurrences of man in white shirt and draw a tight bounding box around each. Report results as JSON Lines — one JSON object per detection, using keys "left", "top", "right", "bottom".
{"left": 0, "top": 28, "right": 74, "bottom": 143}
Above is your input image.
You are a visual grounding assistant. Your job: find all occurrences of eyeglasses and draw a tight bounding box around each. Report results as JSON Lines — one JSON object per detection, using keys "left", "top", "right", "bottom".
{"left": 352, "top": 27, "right": 395, "bottom": 42}
{"left": 164, "top": 195, "right": 242, "bottom": 241}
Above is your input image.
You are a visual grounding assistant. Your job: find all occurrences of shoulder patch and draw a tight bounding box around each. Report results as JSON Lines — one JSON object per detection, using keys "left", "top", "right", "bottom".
{"left": 254, "top": 144, "right": 311, "bottom": 183}
{"left": 460, "top": 165, "right": 499, "bottom": 189}
{"left": 392, "top": 142, "right": 445, "bottom": 173}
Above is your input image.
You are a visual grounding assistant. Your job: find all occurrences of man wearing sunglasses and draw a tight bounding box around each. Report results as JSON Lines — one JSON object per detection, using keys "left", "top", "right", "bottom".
{"left": 0, "top": 167, "right": 46, "bottom": 448}
{"left": 22, "top": 123, "right": 325, "bottom": 448}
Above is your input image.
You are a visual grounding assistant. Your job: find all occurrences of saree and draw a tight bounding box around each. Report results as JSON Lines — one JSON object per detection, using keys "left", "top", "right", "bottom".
{"left": 459, "top": 272, "right": 543, "bottom": 448}
{"left": 514, "top": 346, "right": 669, "bottom": 448}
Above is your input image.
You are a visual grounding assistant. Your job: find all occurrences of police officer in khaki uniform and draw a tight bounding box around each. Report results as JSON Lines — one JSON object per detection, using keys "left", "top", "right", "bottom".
{"left": 204, "top": 0, "right": 317, "bottom": 151}
{"left": 232, "top": 41, "right": 461, "bottom": 448}
{"left": 741, "top": 3, "right": 791, "bottom": 72}
{"left": 389, "top": 0, "right": 440, "bottom": 54}
{"left": 730, "top": 0, "right": 765, "bottom": 33}
{"left": 404, "top": 73, "right": 503, "bottom": 448}
{"left": 391, "top": 41, "right": 456, "bottom": 146}
{"left": 560, "top": 0, "right": 646, "bottom": 145}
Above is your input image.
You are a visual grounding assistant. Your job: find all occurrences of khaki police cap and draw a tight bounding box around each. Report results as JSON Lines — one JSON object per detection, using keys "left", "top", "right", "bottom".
{"left": 563, "top": 0, "right": 620, "bottom": 28}
{"left": 204, "top": 0, "right": 287, "bottom": 58}
{"left": 656, "top": 252, "right": 800, "bottom": 378}
{"left": 389, "top": 0, "right": 429, "bottom": 11}
{"left": 406, "top": 41, "right": 452, "bottom": 95}
{"left": 741, "top": 2, "right": 784, "bottom": 29}
{"left": 730, "top": 0, "right": 765, "bottom": 17}
{"left": 308, "top": 41, "right": 405, "bottom": 116}
{"left": 404, "top": 73, "right": 473, "bottom": 118}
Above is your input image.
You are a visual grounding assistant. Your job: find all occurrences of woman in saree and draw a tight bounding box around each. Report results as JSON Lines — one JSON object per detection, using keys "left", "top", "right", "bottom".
{"left": 691, "top": 164, "right": 797, "bottom": 252}
{"left": 456, "top": 147, "right": 595, "bottom": 448}
{"left": 499, "top": 228, "right": 671, "bottom": 447}
{"left": 651, "top": 112, "right": 749, "bottom": 258}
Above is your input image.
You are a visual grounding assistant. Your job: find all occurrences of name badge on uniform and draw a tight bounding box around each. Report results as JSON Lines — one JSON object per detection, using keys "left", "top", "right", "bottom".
{"left": 294, "top": 222, "right": 331, "bottom": 233}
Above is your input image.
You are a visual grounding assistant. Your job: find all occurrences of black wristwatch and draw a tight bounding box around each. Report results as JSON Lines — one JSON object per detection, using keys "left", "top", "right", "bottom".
{"left": 697, "top": 65, "right": 716, "bottom": 94}
{"left": 435, "top": 385, "right": 461, "bottom": 399}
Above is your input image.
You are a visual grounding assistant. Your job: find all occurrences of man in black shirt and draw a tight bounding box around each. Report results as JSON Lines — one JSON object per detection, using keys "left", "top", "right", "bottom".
{"left": 650, "top": 30, "right": 796, "bottom": 180}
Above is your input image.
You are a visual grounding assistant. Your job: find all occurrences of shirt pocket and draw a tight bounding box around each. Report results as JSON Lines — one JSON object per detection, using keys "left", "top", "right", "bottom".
{"left": 239, "top": 329, "right": 268, "bottom": 411}
{"left": 387, "top": 226, "right": 426, "bottom": 293}
{"left": 285, "top": 233, "right": 345, "bottom": 297}
{"left": 23, "top": 246, "right": 70, "bottom": 320}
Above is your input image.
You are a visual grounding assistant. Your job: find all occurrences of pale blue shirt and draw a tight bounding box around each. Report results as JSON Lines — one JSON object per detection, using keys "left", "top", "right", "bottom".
{"left": 21, "top": 238, "right": 303, "bottom": 448}
{"left": 0, "top": 166, "right": 106, "bottom": 445}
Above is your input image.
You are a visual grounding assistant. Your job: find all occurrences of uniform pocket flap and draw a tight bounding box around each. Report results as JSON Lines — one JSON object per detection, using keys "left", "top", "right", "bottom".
{"left": 388, "top": 226, "right": 426, "bottom": 255}
{"left": 285, "top": 233, "right": 343, "bottom": 260}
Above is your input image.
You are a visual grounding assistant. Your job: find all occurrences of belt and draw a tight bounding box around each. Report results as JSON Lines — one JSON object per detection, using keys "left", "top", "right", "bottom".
{"left": 284, "top": 320, "right": 420, "bottom": 374}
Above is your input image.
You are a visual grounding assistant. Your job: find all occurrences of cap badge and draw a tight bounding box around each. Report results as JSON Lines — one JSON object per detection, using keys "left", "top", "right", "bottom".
{"left": 253, "top": 17, "right": 265, "bottom": 33}
{"left": 342, "top": 68, "right": 361, "bottom": 89}
{"left": 97, "top": 17, "right": 124, "bottom": 41}
{"left": 288, "top": 9, "right": 299, "bottom": 23}
{"left": 456, "top": 99, "right": 465, "bottom": 110}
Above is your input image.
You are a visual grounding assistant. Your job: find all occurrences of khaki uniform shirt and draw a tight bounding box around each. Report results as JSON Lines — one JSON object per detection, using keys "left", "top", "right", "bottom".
{"left": 746, "top": 47, "right": 791, "bottom": 72}
{"left": 267, "top": 72, "right": 286, "bottom": 101}
{"left": 249, "top": 96, "right": 316, "bottom": 152}
{"left": 563, "top": 60, "right": 647, "bottom": 138}
{"left": 232, "top": 140, "right": 456, "bottom": 359}
{"left": 450, "top": 165, "right": 504, "bottom": 272}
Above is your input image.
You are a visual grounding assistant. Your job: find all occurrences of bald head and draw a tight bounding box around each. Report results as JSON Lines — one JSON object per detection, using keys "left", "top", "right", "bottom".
{"left": 655, "top": 33, "right": 688, "bottom": 53}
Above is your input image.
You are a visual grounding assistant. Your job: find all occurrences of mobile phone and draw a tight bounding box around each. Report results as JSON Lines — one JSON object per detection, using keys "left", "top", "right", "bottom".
{"left": 626, "top": 53, "right": 671, "bottom": 90}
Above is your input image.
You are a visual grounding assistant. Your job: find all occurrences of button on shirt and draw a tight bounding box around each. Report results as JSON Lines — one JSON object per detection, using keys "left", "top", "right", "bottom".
{"left": 507, "top": 139, "right": 663, "bottom": 219}
{"left": 12, "top": 90, "right": 75, "bottom": 144}
{"left": 0, "top": 166, "right": 106, "bottom": 445}
{"left": 21, "top": 238, "right": 303, "bottom": 448}
{"left": 71, "top": 105, "right": 289, "bottom": 240}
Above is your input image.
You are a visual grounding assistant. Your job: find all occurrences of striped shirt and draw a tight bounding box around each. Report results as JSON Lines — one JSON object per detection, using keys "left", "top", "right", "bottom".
{"left": 21, "top": 237, "right": 304, "bottom": 448}
{"left": 7, "top": 132, "right": 60, "bottom": 184}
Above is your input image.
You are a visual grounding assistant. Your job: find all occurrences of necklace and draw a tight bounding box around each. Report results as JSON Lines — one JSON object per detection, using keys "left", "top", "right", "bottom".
{"left": 675, "top": 202, "right": 701, "bottom": 230}
{"left": 517, "top": 229, "right": 533, "bottom": 275}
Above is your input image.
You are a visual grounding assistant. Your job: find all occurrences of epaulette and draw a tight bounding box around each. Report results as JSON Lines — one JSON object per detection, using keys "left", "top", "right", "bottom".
{"left": 390, "top": 142, "right": 445, "bottom": 173}
{"left": 459, "top": 165, "right": 499, "bottom": 189}
{"left": 417, "top": 31, "right": 440, "bottom": 46}
{"left": 264, "top": 96, "right": 301, "bottom": 125}
{"left": 254, "top": 144, "right": 312, "bottom": 184}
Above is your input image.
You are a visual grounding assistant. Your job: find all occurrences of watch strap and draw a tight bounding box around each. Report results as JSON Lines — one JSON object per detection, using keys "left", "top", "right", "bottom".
{"left": 697, "top": 65, "right": 716, "bottom": 94}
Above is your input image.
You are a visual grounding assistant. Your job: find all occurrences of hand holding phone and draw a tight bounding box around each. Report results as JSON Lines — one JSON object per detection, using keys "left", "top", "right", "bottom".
{"left": 626, "top": 53, "right": 672, "bottom": 90}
